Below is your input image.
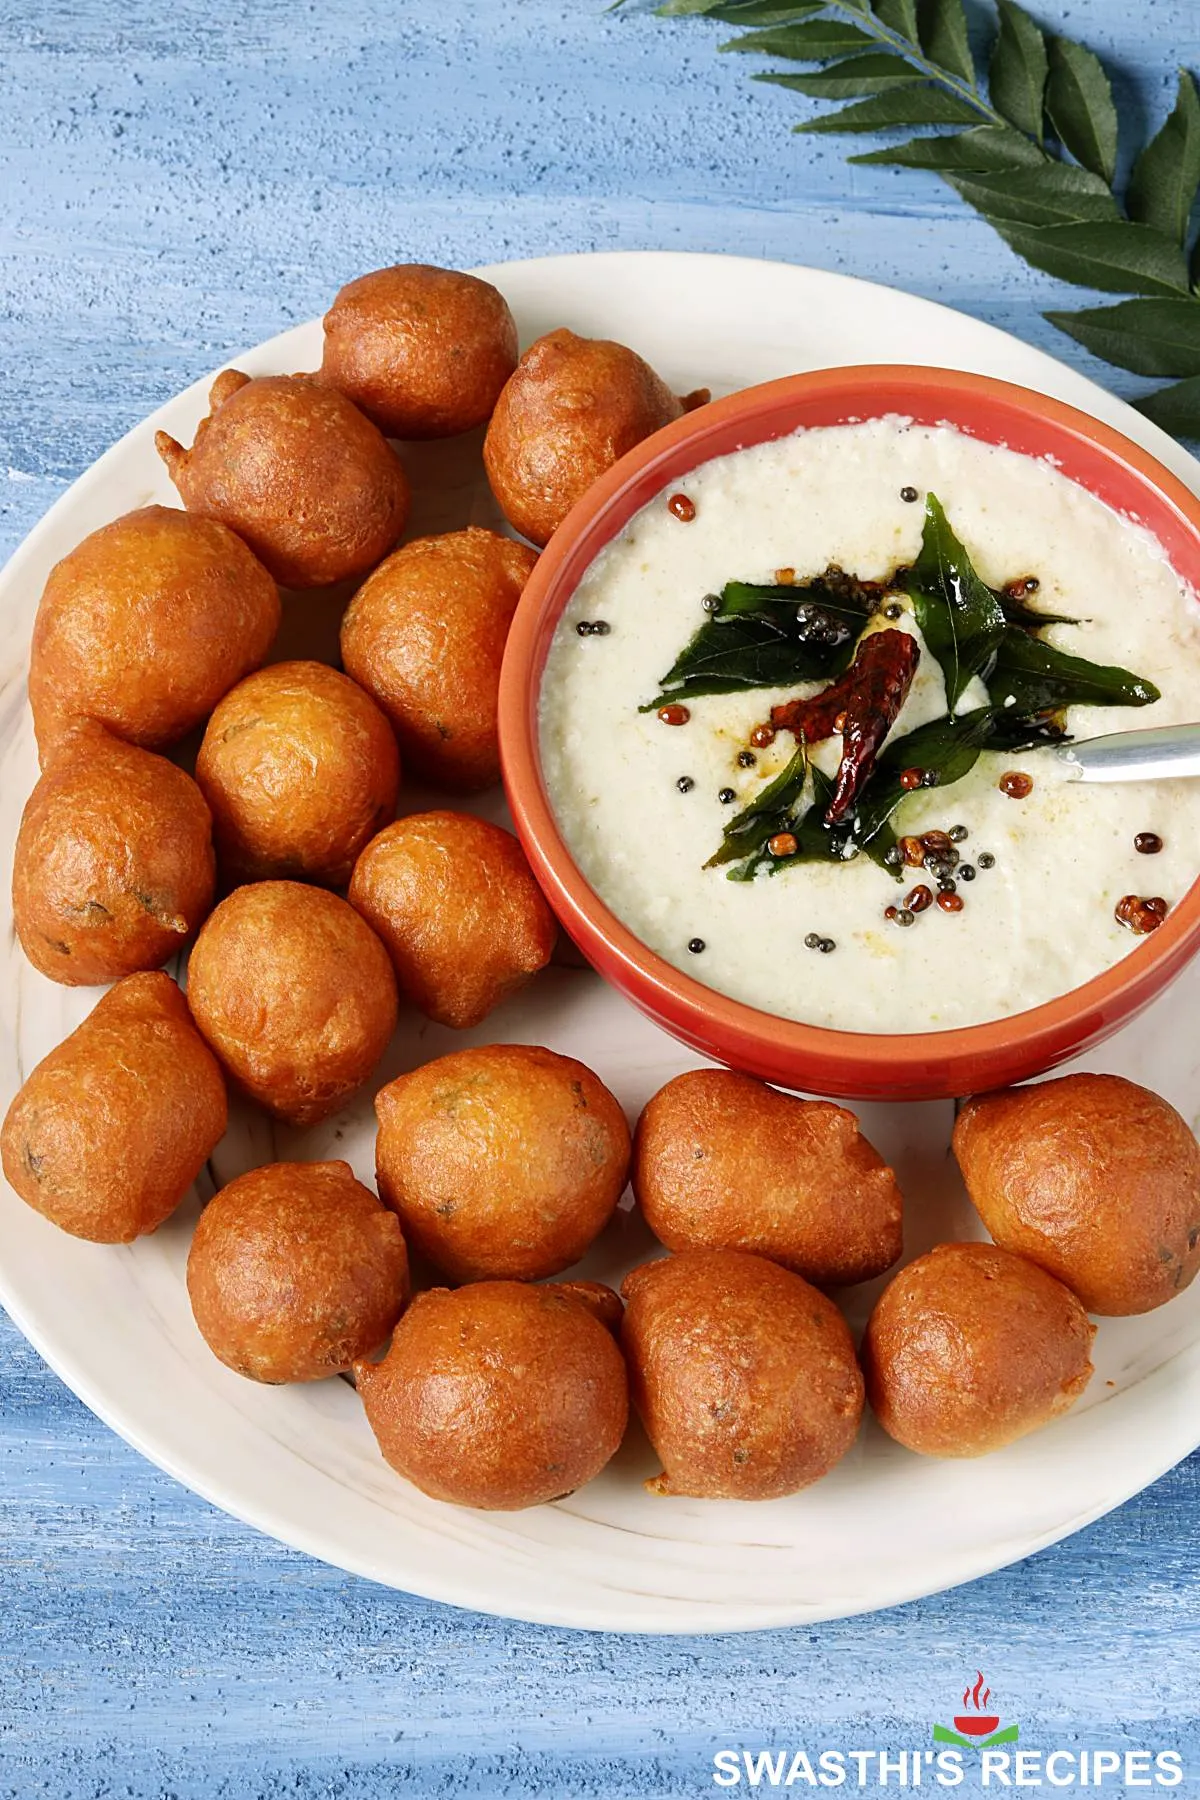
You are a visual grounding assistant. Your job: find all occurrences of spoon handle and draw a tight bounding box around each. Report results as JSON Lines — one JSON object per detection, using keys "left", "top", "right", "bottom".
{"left": 1056, "top": 722, "right": 1200, "bottom": 783}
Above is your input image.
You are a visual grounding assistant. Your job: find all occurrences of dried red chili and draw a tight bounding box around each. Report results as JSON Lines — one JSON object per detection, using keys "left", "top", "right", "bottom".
{"left": 769, "top": 630, "right": 921, "bottom": 824}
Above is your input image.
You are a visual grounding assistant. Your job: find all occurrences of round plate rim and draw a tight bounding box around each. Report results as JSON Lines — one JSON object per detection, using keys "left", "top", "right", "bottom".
{"left": 3, "top": 248, "right": 1200, "bottom": 1634}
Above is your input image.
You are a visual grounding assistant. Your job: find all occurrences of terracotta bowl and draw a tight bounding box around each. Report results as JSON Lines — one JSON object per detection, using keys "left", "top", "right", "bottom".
{"left": 498, "top": 365, "right": 1200, "bottom": 1102}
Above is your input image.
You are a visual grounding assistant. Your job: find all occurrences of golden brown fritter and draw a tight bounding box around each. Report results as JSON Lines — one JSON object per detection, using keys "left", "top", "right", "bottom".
{"left": 954, "top": 1073, "right": 1200, "bottom": 1315}
{"left": 347, "top": 811, "right": 555, "bottom": 1027}
{"left": 374, "top": 1043, "right": 630, "bottom": 1281}
{"left": 633, "top": 1069, "right": 903, "bottom": 1287}
{"left": 620, "top": 1249, "right": 863, "bottom": 1500}
{"left": 355, "top": 1279, "right": 628, "bottom": 1509}
{"left": 321, "top": 264, "right": 518, "bottom": 438}
{"left": 0, "top": 972, "right": 227, "bottom": 1243}
{"left": 29, "top": 505, "right": 280, "bottom": 764}
{"left": 186, "top": 880, "right": 398, "bottom": 1126}
{"left": 340, "top": 527, "right": 537, "bottom": 790}
{"left": 483, "top": 328, "right": 709, "bottom": 546}
{"left": 196, "top": 660, "right": 400, "bottom": 888}
{"left": 188, "top": 1160, "right": 409, "bottom": 1383}
{"left": 862, "top": 1241, "right": 1095, "bottom": 1456}
{"left": 12, "top": 726, "right": 215, "bottom": 986}
{"left": 156, "top": 370, "right": 409, "bottom": 589}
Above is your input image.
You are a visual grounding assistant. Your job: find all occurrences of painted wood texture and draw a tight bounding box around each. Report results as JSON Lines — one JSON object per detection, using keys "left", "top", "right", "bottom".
{"left": 2, "top": 2, "right": 1199, "bottom": 1794}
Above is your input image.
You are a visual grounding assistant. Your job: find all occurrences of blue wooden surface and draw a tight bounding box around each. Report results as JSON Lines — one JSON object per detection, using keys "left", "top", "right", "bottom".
{"left": 2, "top": 3, "right": 1199, "bottom": 1795}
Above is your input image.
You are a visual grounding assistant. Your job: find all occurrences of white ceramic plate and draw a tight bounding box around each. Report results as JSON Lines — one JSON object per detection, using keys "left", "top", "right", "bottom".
{"left": 4, "top": 251, "right": 1200, "bottom": 1635}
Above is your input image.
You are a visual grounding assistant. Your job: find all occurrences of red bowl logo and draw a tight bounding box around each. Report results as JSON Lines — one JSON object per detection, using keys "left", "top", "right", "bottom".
{"left": 953, "top": 1714, "right": 1000, "bottom": 1737}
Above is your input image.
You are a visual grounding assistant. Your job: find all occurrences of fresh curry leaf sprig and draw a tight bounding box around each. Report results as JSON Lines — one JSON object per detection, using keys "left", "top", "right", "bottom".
{"left": 621, "top": 0, "right": 1200, "bottom": 437}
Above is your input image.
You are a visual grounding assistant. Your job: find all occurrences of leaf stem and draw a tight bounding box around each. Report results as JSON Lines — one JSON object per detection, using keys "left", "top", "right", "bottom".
{"left": 824, "top": 0, "right": 1009, "bottom": 130}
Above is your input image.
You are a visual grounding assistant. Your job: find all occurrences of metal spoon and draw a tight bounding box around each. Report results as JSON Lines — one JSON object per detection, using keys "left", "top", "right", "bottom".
{"left": 1055, "top": 722, "right": 1200, "bottom": 783}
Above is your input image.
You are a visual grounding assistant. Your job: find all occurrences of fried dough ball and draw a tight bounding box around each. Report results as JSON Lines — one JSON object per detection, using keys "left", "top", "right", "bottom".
{"left": 340, "top": 527, "right": 537, "bottom": 790}
{"left": 196, "top": 660, "right": 400, "bottom": 887}
{"left": 862, "top": 1242, "right": 1095, "bottom": 1457}
{"left": 355, "top": 1279, "right": 628, "bottom": 1509}
{"left": 156, "top": 371, "right": 409, "bottom": 589}
{"left": 0, "top": 973, "right": 227, "bottom": 1243}
{"left": 320, "top": 264, "right": 518, "bottom": 439}
{"left": 483, "top": 328, "right": 709, "bottom": 546}
{"left": 620, "top": 1250, "right": 863, "bottom": 1500}
{"left": 186, "top": 881, "right": 398, "bottom": 1126}
{"left": 187, "top": 1161, "right": 408, "bottom": 1383}
{"left": 12, "top": 727, "right": 215, "bottom": 986}
{"left": 28, "top": 505, "right": 280, "bottom": 763}
{"left": 348, "top": 812, "right": 556, "bottom": 1027}
{"left": 633, "top": 1069, "right": 902, "bottom": 1287}
{"left": 375, "top": 1044, "right": 630, "bottom": 1281}
{"left": 953, "top": 1073, "right": 1200, "bottom": 1315}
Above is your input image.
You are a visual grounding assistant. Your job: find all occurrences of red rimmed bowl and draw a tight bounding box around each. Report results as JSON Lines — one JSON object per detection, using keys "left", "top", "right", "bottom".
{"left": 498, "top": 364, "right": 1200, "bottom": 1102}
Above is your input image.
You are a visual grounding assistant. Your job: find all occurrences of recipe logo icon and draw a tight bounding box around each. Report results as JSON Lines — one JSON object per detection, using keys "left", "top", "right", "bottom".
{"left": 933, "top": 1673, "right": 1019, "bottom": 1752}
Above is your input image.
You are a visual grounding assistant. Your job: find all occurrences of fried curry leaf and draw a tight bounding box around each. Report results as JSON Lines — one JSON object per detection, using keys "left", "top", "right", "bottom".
{"left": 724, "top": 712, "right": 999, "bottom": 883}
{"left": 904, "top": 494, "right": 1007, "bottom": 707}
{"left": 996, "top": 588, "right": 1079, "bottom": 629}
{"left": 854, "top": 706, "right": 1002, "bottom": 845}
{"left": 641, "top": 578, "right": 871, "bottom": 707}
{"left": 705, "top": 743, "right": 809, "bottom": 868}
{"left": 988, "top": 626, "right": 1160, "bottom": 713}
{"left": 719, "top": 576, "right": 875, "bottom": 628}
{"left": 716, "top": 706, "right": 1080, "bottom": 883}
{"left": 985, "top": 708, "right": 1072, "bottom": 749}
{"left": 725, "top": 766, "right": 865, "bottom": 882}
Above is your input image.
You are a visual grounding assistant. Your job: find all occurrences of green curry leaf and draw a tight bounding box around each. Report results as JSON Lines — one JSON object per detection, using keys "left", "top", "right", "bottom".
{"left": 725, "top": 766, "right": 868, "bottom": 880}
{"left": 988, "top": 627, "right": 1161, "bottom": 712}
{"left": 854, "top": 705, "right": 1001, "bottom": 842}
{"left": 651, "top": 2, "right": 1200, "bottom": 439}
{"left": 904, "top": 494, "right": 1007, "bottom": 706}
{"left": 641, "top": 579, "right": 869, "bottom": 706}
{"left": 706, "top": 743, "right": 810, "bottom": 868}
